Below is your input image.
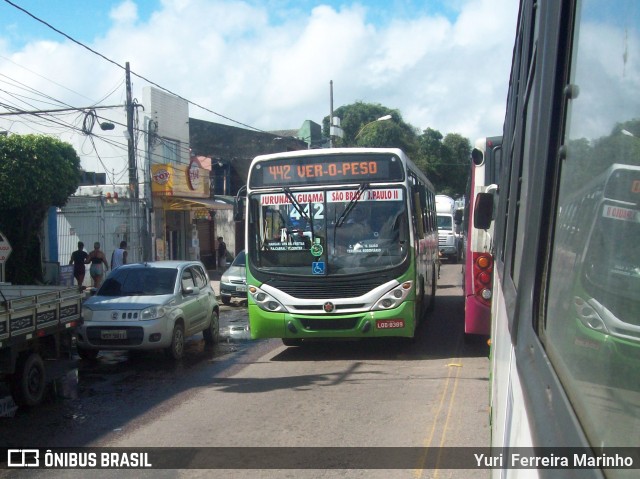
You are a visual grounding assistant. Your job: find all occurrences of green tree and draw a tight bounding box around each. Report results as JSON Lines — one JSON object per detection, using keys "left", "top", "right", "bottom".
{"left": 441, "top": 133, "right": 471, "bottom": 197}
{"left": 417, "top": 128, "right": 470, "bottom": 197}
{"left": 322, "top": 101, "right": 473, "bottom": 196}
{"left": 0, "top": 134, "right": 81, "bottom": 283}
{"left": 563, "top": 119, "right": 640, "bottom": 193}
{"left": 323, "top": 101, "right": 419, "bottom": 154}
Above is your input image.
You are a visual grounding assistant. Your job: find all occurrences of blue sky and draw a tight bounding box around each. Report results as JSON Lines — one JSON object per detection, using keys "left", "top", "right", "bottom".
{"left": 2, "top": 0, "right": 461, "bottom": 47}
{"left": 0, "top": 0, "right": 518, "bottom": 178}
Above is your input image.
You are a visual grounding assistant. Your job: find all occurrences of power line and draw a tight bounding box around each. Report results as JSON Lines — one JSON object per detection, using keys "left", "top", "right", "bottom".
{"left": 3, "top": 0, "right": 271, "bottom": 134}
{"left": 0, "top": 53, "right": 107, "bottom": 105}
{"left": 0, "top": 104, "right": 123, "bottom": 116}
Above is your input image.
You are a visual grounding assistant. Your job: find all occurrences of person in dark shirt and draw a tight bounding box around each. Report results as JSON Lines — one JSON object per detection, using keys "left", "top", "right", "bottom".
{"left": 217, "top": 237, "right": 227, "bottom": 271}
{"left": 69, "top": 241, "right": 89, "bottom": 290}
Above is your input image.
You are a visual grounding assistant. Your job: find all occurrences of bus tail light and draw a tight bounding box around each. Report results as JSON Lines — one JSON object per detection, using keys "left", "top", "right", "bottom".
{"left": 473, "top": 252, "right": 493, "bottom": 306}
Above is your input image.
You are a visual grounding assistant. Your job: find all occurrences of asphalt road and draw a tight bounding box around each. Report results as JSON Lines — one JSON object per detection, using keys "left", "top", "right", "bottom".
{"left": 0, "top": 263, "right": 490, "bottom": 479}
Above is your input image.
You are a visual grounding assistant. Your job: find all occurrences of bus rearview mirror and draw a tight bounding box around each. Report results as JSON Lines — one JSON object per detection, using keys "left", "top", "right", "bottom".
{"left": 474, "top": 193, "right": 494, "bottom": 230}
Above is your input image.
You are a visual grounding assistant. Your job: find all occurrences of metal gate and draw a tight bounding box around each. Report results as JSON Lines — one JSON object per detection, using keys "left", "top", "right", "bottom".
{"left": 57, "top": 196, "right": 148, "bottom": 273}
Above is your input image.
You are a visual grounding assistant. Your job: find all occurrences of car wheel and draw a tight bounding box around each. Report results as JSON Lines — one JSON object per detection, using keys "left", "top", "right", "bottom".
{"left": 10, "top": 352, "right": 47, "bottom": 407}
{"left": 221, "top": 295, "right": 231, "bottom": 305}
{"left": 77, "top": 346, "right": 99, "bottom": 361}
{"left": 203, "top": 311, "right": 220, "bottom": 346}
{"left": 165, "top": 322, "right": 185, "bottom": 360}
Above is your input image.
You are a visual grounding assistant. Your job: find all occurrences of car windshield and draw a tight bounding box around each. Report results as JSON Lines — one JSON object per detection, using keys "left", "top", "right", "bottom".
{"left": 232, "top": 251, "right": 246, "bottom": 267}
{"left": 98, "top": 267, "right": 178, "bottom": 296}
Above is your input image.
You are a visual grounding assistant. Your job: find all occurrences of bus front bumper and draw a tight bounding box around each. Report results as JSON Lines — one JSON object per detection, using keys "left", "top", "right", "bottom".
{"left": 249, "top": 301, "right": 417, "bottom": 340}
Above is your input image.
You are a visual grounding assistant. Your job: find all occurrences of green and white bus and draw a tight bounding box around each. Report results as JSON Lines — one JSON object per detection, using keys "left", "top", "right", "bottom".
{"left": 241, "top": 148, "right": 439, "bottom": 345}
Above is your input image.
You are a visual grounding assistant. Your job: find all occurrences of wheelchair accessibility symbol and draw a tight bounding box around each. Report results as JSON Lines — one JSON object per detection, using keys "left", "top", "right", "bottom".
{"left": 312, "top": 262, "right": 325, "bottom": 275}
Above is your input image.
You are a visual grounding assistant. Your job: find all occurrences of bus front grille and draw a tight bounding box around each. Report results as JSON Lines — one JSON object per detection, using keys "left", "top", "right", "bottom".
{"left": 270, "top": 279, "right": 386, "bottom": 299}
{"left": 299, "top": 317, "right": 359, "bottom": 331}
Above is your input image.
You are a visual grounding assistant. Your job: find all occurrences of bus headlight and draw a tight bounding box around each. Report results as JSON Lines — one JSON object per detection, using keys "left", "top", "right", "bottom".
{"left": 573, "top": 296, "right": 608, "bottom": 333}
{"left": 372, "top": 281, "right": 412, "bottom": 311}
{"left": 249, "top": 286, "right": 288, "bottom": 313}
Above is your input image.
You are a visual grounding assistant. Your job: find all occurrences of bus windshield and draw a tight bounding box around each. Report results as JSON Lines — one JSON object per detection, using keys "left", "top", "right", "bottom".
{"left": 248, "top": 187, "right": 409, "bottom": 275}
{"left": 582, "top": 202, "right": 640, "bottom": 320}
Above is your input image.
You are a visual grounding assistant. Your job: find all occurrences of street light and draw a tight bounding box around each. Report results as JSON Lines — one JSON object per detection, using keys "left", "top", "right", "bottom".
{"left": 354, "top": 115, "right": 393, "bottom": 140}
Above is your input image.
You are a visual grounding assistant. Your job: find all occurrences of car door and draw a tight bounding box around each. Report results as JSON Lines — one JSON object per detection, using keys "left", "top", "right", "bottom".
{"left": 179, "top": 267, "right": 204, "bottom": 335}
{"left": 191, "top": 265, "right": 214, "bottom": 331}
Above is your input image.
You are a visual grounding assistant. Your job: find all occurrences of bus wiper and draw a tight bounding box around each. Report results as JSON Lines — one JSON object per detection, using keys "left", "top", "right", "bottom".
{"left": 283, "top": 187, "right": 310, "bottom": 221}
{"left": 283, "top": 187, "right": 316, "bottom": 244}
{"left": 336, "top": 183, "right": 369, "bottom": 227}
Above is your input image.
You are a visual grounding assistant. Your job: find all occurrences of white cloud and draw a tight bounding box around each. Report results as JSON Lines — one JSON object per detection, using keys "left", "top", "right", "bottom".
{"left": 0, "top": 0, "right": 520, "bottom": 174}
{"left": 109, "top": 0, "right": 139, "bottom": 25}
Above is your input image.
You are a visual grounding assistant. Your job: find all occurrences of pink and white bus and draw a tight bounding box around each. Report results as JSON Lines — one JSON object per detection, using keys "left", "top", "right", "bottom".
{"left": 462, "top": 136, "right": 502, "bottom": 339}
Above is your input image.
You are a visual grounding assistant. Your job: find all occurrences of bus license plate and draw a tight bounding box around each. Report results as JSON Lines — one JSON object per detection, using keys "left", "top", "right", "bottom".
{"left": 101, "top": 330, "right": 127, "bottom": 340}
{"left": 376, "top": 320, "right": 405, "bottom": 329}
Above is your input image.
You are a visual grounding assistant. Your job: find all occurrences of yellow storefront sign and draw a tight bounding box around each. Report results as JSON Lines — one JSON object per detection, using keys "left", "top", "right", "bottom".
{"left": 151, "top": 161, "right": 210, "bottom": 198}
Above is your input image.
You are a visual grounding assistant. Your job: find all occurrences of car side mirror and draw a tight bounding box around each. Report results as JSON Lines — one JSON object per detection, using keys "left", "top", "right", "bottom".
{"left": 183, "top": 286, "right": 200, "bottom": 296}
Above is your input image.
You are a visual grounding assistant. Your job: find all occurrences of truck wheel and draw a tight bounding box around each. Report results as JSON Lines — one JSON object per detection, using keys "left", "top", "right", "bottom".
{"left": 10, "top": 352, "right": 47, "bottom": 407}
{"left": 221, "top": 296, "right": 231, "bottom": 305}
{"left": 165, "top": 323, "right": 185, "bottom": 360}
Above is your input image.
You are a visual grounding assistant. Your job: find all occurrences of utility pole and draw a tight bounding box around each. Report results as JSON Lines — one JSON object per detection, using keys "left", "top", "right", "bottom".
{"left": 125, "top": 62, "right": 138, "bottom": 198}
{"left": 329, "top": 80, "right": 334, "bottom": 148}
{"left": 328, "top": 80, "right": 342, "bottom": 146}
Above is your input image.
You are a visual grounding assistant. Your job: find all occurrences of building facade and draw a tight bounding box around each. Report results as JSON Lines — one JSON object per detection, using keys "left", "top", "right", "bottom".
{"left": 144, "top": 87, "right": 311, "bottom": 267}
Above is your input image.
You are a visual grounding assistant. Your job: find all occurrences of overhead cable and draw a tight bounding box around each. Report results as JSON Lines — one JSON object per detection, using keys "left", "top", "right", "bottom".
{"left": 3, "top": 0, "right": 270, "bottom": 134}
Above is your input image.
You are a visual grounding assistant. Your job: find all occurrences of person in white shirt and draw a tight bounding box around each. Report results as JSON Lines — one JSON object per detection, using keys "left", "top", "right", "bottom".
{"left": 111, "top": 241, "right": 128, "bottom": 270}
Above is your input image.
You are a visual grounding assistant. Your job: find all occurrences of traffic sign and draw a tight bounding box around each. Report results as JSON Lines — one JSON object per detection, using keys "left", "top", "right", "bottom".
{"left": 0, "top": 231, "right": 12, "bottom": 264}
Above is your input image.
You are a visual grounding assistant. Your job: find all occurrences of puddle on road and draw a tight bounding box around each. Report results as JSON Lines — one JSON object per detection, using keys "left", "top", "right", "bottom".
{"left": 0, "top": 337, "right": 252, "bottom": 419}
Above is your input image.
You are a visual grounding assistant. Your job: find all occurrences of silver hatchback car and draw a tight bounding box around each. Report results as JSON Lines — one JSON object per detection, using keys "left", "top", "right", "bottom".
{"left": 77, "top": 261, "right": 220, "bottom": 360}
{"left": 220, "top": 250, "right": 247, "bottom": 305}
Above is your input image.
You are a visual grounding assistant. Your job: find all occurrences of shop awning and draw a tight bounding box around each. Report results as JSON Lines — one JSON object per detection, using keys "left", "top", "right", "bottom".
{"left": 160, "top": 197, "right": 234, "bottom": 211}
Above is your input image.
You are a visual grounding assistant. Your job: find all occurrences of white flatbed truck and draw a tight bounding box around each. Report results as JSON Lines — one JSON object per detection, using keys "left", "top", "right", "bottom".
{"left": 0, "top": 284, "right": 82, "bottom": 407}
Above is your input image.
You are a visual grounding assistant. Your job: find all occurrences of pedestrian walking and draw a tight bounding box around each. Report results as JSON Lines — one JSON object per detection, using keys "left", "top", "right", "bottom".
{"left": 69, "top": 241, "right": 89, "bottom": 290}
{"left": 85, "top": 242, "right": 109, "bottom": 289}
{"left": 111, "top": 240, "right": 128, "bottom": 270}
{"left": 217, "top": 237, "right": 227, "bottom": 271}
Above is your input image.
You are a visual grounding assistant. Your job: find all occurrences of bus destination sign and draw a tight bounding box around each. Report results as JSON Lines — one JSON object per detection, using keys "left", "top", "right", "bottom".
{"left": 250, "top": 154, "right": 404, "bottom": 187}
